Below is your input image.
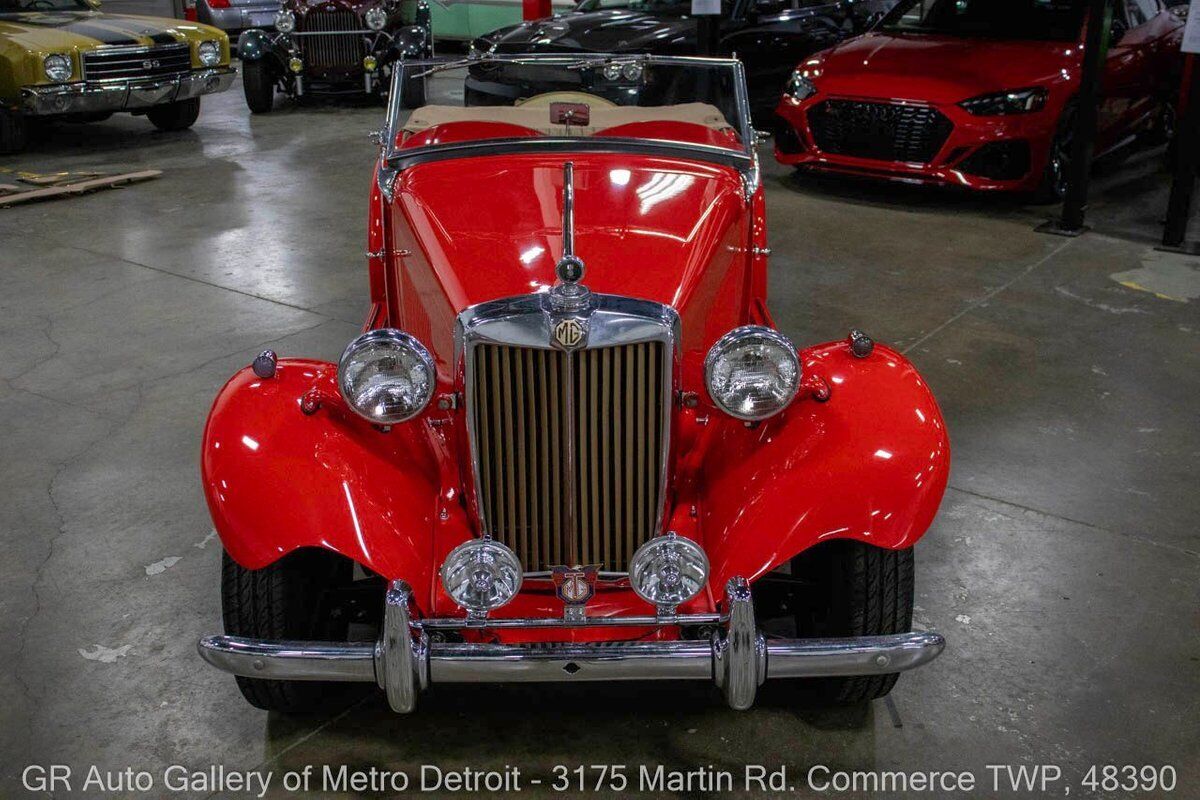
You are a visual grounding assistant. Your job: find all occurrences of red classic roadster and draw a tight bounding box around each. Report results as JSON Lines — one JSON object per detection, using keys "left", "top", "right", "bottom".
{"left": 197, "top": 55, "right": 950, "bottom": 713}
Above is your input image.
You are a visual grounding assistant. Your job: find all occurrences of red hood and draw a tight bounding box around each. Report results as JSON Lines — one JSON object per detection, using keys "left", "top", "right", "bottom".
{"left": 386, "top": 152, "right": 752, "bottom": 371}
{"left": 813, "top": 32, "right": 1079, "bottom": 104}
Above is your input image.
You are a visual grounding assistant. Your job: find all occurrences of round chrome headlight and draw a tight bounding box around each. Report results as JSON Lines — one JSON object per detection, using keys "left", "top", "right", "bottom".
{"left": 198, "top": 40, "right": 221, "bottom": 67}
{"left": 364, "top": 6, "right": 388, "bottom": 30}
{"left": 337, "top": 329, "right": 436, "bottom": 424}
{"left": 43, "top": 54, "right": 72, "bottom": 82}
{"left": 602, "top": 62, "right": 622, "bottom": 81}
{"left": 704, "top": 326, "right": 801, "bottom": 421}
{"left": 629, "top": 533, "right": 708, "bottom": 609}
{"left": 274, "top": 10, "right": 296, "bottom": 32}
{"left": 440, "top": 539, "right": 523, "bottom": 612}
{"left": 621, "top": 62, "right": 642, "bottom": 82}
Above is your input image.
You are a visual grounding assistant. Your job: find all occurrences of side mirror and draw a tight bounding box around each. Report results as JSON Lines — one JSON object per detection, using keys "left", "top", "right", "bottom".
{"left": 1109, "top": 16, "right": 1128, "bottom": 45}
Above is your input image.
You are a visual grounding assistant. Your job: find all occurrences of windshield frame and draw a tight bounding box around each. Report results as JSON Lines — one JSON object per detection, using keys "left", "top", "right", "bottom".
{"left": 878, "top": 0, "right": 1088, "bottom": 41}
{"left": 380, "top": 54, "right": 756, "bottom": 176}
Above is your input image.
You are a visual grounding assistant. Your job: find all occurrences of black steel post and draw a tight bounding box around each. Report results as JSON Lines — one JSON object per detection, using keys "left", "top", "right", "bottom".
{"left": 697, "top": 15, "right": 720, "bottom": 56}
{"left": 1042, "top": 0, "right": 1113, "bottom": 235}
{"left": 1162, "top": 55, "right": 1200, "bottom": 249}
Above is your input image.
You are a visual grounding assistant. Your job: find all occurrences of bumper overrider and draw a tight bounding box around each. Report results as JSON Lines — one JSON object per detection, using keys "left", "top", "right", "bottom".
{"left": 198, "top": 577, "right": 945, "bottom": 712}
{"left": 20, "top": 67, "right": 235, "bottom": 117}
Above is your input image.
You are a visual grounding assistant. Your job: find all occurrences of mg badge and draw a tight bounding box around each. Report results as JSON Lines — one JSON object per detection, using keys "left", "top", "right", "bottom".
{"left": 552, "top": 317, "right": 587, "bottom": 350}
{"left": 552, "top": 565, "right": 599, "bottom": 609}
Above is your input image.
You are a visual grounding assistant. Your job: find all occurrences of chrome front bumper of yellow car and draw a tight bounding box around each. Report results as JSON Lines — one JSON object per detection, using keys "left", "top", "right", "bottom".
{"left": 20, "top": 67, "right": 236, "bottom": 116}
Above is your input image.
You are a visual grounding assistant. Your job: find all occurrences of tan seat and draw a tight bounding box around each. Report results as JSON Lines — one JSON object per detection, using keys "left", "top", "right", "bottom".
{"left": 402, "top": 100, "right": 732, "bottom": 138}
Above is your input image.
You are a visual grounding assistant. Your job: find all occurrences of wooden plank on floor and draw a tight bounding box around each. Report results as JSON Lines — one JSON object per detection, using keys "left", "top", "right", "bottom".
{"left": 0, "top": 170, "right": 162, "bottom": 209}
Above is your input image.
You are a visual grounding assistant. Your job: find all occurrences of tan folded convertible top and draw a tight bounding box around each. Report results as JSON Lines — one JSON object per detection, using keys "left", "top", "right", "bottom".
{"left": 403, "top": 101, "right": 733, "bottom": 138}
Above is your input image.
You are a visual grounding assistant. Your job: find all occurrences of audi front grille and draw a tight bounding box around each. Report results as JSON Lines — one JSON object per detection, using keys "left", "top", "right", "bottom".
{"left": 808, "top": 100, "right": 953, "bottom": 165}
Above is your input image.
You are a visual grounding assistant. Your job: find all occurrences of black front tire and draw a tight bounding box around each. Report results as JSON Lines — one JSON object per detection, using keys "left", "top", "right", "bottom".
{"left": 146, "top": 98, "right": 201, "bottom": 132}
{"left": 243, "top": 59, "right": 276, "bottom": 114}
{"left": 399, "top": 64, "right": 426, "bottom": 109}
{"left": 765, "top": 540, "right": 916, "bottom": 704}
{"left": 1034, "top": 103, "right": 1076, "bottom": 204}
{"left": 221, "top": 549, "right": 368, "bottom": 713}
{"left": 0, "top": 109, "right": 29, "bottom": 154}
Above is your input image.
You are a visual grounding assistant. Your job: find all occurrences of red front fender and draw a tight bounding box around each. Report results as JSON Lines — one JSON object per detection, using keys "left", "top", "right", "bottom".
{"left": 201, "top": 360, "right": 441, "bottom": 594}
{"left": 702, "top": 342, "right": 951, "bottom": 589}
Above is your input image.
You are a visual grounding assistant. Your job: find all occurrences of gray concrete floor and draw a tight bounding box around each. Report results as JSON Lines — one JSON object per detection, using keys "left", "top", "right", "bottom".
{"left": 1, "top": 71, "right": 1198, "bottom": 800}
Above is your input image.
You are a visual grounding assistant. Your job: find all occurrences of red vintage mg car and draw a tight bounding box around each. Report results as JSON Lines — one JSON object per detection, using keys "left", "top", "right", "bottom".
{"left": 197, "top": 55, "right": 950, "bottom": 713}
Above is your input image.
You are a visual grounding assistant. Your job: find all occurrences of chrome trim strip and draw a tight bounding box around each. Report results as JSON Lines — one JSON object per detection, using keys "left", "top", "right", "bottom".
{"left": 196, "top": 576, "right": 946, "bottom": 712}
{"left": 388, "top": 137, "right": 753, "bottom": 173}
{"left": 416, "top": 612, "right": 724, "bottom": 630}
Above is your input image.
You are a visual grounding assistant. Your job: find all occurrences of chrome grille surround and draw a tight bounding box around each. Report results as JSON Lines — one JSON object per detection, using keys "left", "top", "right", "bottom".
{"left": 297, "top": 10, "right": 365, "bottom": 68}
{"left": 82, "top": 43, "right": 191, "bottom": 83}
{"left": 457, "top": 294, "right": 679, "bottom": 572}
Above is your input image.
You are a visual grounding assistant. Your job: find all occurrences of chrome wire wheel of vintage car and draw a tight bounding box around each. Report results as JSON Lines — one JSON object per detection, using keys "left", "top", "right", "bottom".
{"left": 756, "top": 540, "right": 915, "bottom": 704}
{"left": 221, "top": 549, "right": 381, "bottom": 712}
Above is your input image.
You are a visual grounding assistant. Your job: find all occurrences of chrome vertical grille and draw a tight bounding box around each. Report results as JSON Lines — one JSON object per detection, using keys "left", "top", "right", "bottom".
{"left": 297, "top": 11, "right": 364, "bottom": 68}
{"left": 471, "top": 341, "right": 667, "bottom": 571}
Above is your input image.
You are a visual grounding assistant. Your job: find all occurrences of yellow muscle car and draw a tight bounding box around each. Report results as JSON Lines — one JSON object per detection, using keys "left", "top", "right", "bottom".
{"left": 1, "top": 0, "right": 234, "bottom": 153}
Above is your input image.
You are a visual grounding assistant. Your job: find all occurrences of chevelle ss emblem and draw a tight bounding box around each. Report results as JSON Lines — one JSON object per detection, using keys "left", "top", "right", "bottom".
{"left": 553, "top": 318, "right": 586, "bottom": 350}
{"left": 142, "top": 59, "right": 161, "bottom": 69}
{"left": 552, "top": 565, "right": 599, "bottom": 606}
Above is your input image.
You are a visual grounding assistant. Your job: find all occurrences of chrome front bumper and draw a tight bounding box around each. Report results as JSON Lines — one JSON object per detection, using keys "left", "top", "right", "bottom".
{"left": 197, "top": 577, "right": 946, "bottom": 712}
{"left": 20, "top": 68, "right": 236, "bottom": 117}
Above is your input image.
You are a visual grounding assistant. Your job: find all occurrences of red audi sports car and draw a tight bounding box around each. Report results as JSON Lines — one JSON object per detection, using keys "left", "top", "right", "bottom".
{"left": 773, "top": 0, "right": 1185, "bottom": 198}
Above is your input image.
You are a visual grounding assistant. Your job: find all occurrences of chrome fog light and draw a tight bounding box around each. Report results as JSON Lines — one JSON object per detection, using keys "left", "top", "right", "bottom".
{"left": 440, "top": 539, "right": 523, "bottom": 613}
{"left": 337, "top": 329, "right": 436, "bottom": 424}
{"left": 629, "top": 533, "right": 708, "bottom": 610}
{"left": 274, "top": 10, "right": 296, "bottom": 32}
{"left": 364, "top": 6, "right": 388, "bottom": 30}
{"left": 705, "top": 325, "right": 801, "bottom": 421}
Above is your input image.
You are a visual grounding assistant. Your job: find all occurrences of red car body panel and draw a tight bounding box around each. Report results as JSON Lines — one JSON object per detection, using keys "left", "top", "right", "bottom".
{"left": 774, "top": 9, "right": 1184, "bottom": 192}
{"left": 202, "top": 121, "right": 951, "bottom": 641}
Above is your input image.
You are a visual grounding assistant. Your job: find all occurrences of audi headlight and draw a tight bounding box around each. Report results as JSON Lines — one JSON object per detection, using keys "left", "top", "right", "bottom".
{"left": 43, "top": 54, "right": 72, "bottom": 82}
{"left": 959, "top": 87, "right": 1047, "bottom": 116}
{"left": 198, "top": 40, "right": 221, "bottom": 67}
{"left": 441, "top": 539, "right": 523, "bottom": 612}
{"left": 337, "top": 329, "right": 436, "bottom": 424}
{"left": 274, "top": 10, "right": 296, "bottom": 32}
{"left": 629, "top": 534, "right": 708, "bottom": 610}
{"left": 705, "top": 326, "right": 801, "bottom": 421}
{"left": 365, "top": 6, "right": 388, "bottom": 31}
{"left": 784, "top": 69, "right": 817, "bottom": 103}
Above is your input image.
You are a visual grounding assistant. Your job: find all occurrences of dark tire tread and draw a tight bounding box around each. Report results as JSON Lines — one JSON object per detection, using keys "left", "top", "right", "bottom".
{"left": 242, "top": 60, "right": 275, "bottom": 114}
{"left": 221, "top": 551, "right": 357, "bottom": 713}
{"left": 0, "top": 109, "right": 29, "bottom": 155}
{"left": 778, "top": 540, "right": 915, "bottom": 704}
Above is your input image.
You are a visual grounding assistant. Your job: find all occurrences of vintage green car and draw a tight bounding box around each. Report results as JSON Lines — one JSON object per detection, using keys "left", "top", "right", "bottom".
{"left": 0, "top": 0, "right": 235, "bottom": 153}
